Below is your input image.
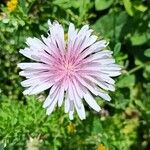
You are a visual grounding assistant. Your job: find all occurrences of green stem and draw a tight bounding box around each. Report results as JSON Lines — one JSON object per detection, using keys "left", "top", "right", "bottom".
{"left": 113, "top": 5, "right": 116, "bottom": 41}
{"left": 128, "top": 64, "right": 144, "bottom": 74}
{"left": 27, "top": 0, "right": 38, "bottom": 14}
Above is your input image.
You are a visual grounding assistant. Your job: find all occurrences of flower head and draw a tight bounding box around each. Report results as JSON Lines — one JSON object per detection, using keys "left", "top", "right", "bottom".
{"left": 7, "top": 0, "right": 18, "bottom": 12}
{"left": 67, "top": 123, "right": 76, "bottom": 134}
{"left": 18, "top": 20, "right": 121, "bottom": 120}
{"left": 96, "top": 144, "right": 106, "bottom": 150}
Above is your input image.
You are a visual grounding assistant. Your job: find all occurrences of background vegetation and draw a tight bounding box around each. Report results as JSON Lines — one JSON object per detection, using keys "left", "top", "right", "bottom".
{"left": 0, "top": 0, "right": 150, "bottom": 149}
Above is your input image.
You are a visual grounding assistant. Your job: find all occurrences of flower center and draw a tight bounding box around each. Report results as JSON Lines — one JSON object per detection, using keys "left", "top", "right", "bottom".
{"left": 64, "top": 62, "right": 74, "bottom": 73}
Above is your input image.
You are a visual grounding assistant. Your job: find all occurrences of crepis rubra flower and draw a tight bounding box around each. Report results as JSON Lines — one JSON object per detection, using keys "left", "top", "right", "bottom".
{"left": 18, "top": 20, "right": 121, "bottom": 120}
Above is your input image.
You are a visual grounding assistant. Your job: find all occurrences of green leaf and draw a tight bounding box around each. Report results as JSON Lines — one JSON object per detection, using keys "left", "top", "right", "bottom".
{"left": 134, "top": 100, "right": 145, "bottom": 110}
{"left": 114, "top": 42, "right": 121, "bottom": 56}
{"left": 130, "top": 32, "right": 149, "bottom": 46}
{"left": 0, "top": 143, "right": 4, "bottom": 150}
{"left": 117, "top": 75, "right": 135, "bottom": 88}
{"left": 143, "top": 64, "right": 150, "bottom": 80}
{"left": 19, "top": 0, "right": 27, "bottom": 14}
{"left": 123, "top": 0, "right": 135, "bottom": 16}
{"left": 144, "top": 48, "right": 150, "bottom": 57}
{"left": 133, "top": 4, "right": 148, "bottom": 12}
{"left": 95, "top": 0, "right": 113, "bottom": 11}
{"left": 92, "top": 117, "right": 103, "bottom": 134}
{"left": 93, "top": 11, "right": 128, "bottom": 40}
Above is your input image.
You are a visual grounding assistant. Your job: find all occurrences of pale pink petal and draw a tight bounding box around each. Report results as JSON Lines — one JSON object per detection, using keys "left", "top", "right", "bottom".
{"left": 46, "top": 98, "right": 57, "bottom": 115}
{"left": 68, "top": 100, "right": 74, "bottom": 120}
{"left": 58, "top": 84, "right": 65, "bottom": 107}
{"left": 98, "top": 91, "right": 111, "bottom": 101}
{"left": 64, "top": 95, "right": 70, "bottom": 113}
{"left": 18, "top": 63, "right": 50, "bottom": 70}
{"left": 43, "top": 85, "right": 60, "bottom": 109}
{"left": 26, "top": 37, "right": 49, "bottom": 52}
{"left": 75, "top": 75, "right": 99, "bottom": 96}
{"left": 23, "top": 80, "right": 53, "bottom": 95}
{"left": 84, "top": 91, "right": 101, "bottom": 112}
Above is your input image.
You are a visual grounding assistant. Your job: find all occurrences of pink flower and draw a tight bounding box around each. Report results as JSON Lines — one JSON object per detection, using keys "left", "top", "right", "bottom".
{"left": 18, "top": 20, "right": 121, "bottom": 120}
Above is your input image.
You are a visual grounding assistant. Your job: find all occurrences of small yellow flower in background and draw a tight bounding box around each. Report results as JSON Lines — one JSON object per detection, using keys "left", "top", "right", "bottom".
{"left": 96, "top": 144, "right": 106, "bottom": 150}
{"left": 7, "top": 0, "right": 18, "bottom": 12}
{"left": 67, "top": 122, "right": 76, "bottom": 134}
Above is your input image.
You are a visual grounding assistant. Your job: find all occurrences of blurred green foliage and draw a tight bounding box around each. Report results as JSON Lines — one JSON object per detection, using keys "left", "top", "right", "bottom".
{"left": 0, "top": 0, "right": 150, "bottom": 149}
